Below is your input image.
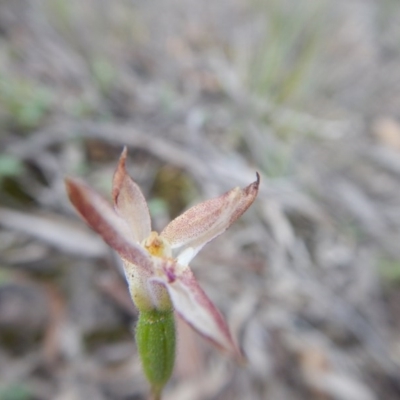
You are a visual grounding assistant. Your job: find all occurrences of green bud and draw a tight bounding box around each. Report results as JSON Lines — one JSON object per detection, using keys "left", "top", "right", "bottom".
{"left": 135, "top": 309, "right": 176, "bottom": 398}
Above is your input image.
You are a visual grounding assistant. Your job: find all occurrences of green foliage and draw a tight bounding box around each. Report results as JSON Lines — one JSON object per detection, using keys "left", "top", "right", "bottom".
{"left": 151, "top": 167, "right": 197, "bottom": 219}
{"left": 45, "top": 0, "right": 74, "bottom": 34}
{"left": 378, "top": 258, "right": 400, "bottom": 286}
{"left": 0, "top": 155, "right": 27, "bottom": 204}
{"left": 0, "top": 76, "right": 52, "bottom": 132}
{"left": 0, "top": 155, "right": 23, "bottom": 180}
{"left": 0, "top": 269, "right": 12, "bottom": 285}
{"left": 248, "top": 0, "right": 326, "bottom": 106}
{"left": 135, "top": 309, "right": 176, "bottom": 398}
{"left": 262, "top": 145, "right": 292, "bottom": 178}
{"left": 148, "top": 198, "right": 170, "bottom": 219}
{"left": 91, "top": 58, "right": 117, "bottom": 95}
{"left": 235, "top": 0, "right": 329, "bottom": 179}
{"left": 0, "top": 384, "right": 31, "bottom": 400}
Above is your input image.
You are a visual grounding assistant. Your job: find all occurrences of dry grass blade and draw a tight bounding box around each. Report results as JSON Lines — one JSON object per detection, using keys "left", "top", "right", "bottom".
{"left": 0, "top": 207, "right": 106, "bottom": 257}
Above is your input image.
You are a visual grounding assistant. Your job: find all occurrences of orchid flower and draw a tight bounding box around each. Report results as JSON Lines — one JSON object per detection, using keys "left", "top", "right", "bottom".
{"left": 65, "top": 147, "right": 259, "bottom": 396}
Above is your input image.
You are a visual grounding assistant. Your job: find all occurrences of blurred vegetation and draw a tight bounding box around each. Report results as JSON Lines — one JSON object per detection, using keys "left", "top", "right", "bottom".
{"left": 0, "top": 156, "right": 24, "bottom": 182}
{"left": 151, "top": 167, "right": 198, "bottom": 219}
{"left": 232, "top": 0, "right": 330, "bottom": 179}
{"left": 0, "top": 384, "right": 32, "bottom": 400}
{"left": 0, "top": 76, "right": 52, "bottom": 132}
{"left": 248, "top": 0, "right": 326, "bottom": 107}
{"left": 379, "top": 258, "right": 400, "bottom": 286}
{"left": 90, "top": 57, "right": 117, "bottom": 96}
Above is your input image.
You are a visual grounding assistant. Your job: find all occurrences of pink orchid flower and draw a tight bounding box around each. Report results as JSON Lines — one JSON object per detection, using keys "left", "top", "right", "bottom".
{"left": 65, "top": 147, "right": 259, "bottom": 361}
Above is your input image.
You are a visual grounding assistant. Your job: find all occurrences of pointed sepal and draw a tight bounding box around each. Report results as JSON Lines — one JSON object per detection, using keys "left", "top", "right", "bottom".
{"left": 65, "top": 178, "right": 152, "bottom": 272}
{"left": 112, "top": 147, "right": 151, "bottom": 242}
{"left": 161, "top": 174, "right": 260, "bottom": 265}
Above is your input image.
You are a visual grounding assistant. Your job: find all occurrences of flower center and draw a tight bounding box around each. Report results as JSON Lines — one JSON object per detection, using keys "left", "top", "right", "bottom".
{"left": 143, "top": 231, "right": 171, "bottom": 258}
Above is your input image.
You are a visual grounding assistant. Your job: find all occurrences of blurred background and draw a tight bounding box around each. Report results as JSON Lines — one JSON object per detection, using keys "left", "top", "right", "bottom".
{"left": 1, "top": 0, "right": 400, "bottom": 399}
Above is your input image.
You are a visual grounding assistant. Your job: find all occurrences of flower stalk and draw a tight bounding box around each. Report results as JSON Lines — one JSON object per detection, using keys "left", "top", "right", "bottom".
{"left": 136, "top": 309, "right": 175, "bottom": 398}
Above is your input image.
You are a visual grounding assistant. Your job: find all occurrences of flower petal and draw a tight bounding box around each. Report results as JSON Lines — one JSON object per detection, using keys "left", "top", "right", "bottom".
{"left": 151, "top": 259, "right": 244, "bottom": 361}
{"left": 161, "top": 174, "right": 260, "bottom": 264}
{"left": 65, "top": 177, "right": 153, "bottom": 272}
{"left": 112, "top": 146, "right": 151, "bottom": 242}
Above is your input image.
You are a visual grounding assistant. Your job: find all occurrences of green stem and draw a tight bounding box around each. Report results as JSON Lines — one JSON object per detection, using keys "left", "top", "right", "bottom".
{"left": 150, "top": 390, "right": 161, "bottom": 400}
{"left": 136, "top": 309, "right": 176, "bottom": 398}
